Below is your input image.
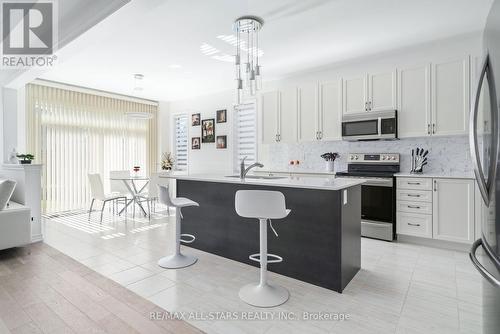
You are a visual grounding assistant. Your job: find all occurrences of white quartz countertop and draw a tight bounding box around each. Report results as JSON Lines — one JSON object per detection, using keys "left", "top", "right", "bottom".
{"left": 395, "top": 172, "right": 475, "bottom": 180}
{"left": 159, "top": 174, "right": 365, "bottom": 191}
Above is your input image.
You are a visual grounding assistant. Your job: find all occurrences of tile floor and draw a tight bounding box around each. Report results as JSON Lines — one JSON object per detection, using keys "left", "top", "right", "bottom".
{"left": 43, "top": 209, "right": 483, "bottom": 334}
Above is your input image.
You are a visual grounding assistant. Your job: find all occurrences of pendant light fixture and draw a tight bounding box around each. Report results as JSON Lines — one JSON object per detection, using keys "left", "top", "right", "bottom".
{"left": 233, "top": 15, "right": 263, "bottom": 105}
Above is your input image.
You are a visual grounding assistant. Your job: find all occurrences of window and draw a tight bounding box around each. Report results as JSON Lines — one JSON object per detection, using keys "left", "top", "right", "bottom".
{"left": 26, "top": 83, "right": 158, "bottom": 213}
{"left": 174, "top": 114, "right": 189, "bottom": 171}
{"left": 234, "top": 102, "right": 257, "bottom": 170}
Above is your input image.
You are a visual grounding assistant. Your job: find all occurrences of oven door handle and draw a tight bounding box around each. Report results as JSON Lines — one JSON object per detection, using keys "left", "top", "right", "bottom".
{"left": 363, "top": 180, "right": 393, "bottom": 187}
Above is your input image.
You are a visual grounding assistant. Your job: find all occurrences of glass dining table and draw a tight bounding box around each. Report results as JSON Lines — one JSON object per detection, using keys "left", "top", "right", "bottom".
{"left": 110, "top": 175, "right": 150, "bottom": 217}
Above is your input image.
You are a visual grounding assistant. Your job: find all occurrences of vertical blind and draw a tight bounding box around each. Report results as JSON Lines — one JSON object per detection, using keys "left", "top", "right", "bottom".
{"left": 234, "top": 102, "right": 257, "bottom": 170}
{"left": 26, "top": 83, "right": 158, "bottom": 213}
{"left": 174, "top": 114, "right": 188, "bottom": 171}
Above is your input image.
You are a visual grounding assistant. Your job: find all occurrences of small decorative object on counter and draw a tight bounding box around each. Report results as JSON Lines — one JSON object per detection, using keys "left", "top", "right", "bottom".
{"left": 410, "top": 147, "right": 428, "bottom": 174}
{"left": 16, "top": 153, "right": 34, "bottom": 164}
{"left": 133, "top": 166, "right": 140, "bottom": 175}
{"left": 321, "top": 152, "right": 339, "bottom": 173}
{"left": 161, "top": 152, "right": 175, "bottom": 171}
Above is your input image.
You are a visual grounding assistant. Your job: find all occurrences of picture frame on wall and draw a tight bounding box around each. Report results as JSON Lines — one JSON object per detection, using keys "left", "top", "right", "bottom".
{"left": 216, "top": 135, "right": 227, "bottom": 149}
{"left": 191, "top": 137, "right": 200, "bottom": 150}
{"left": 201, "top": 119, "right": 215, "bottom": 143}
{"left": 191, "top": 113, "right": 200, "bottom": 126}
{"left": 216, "top": 109, "right": 227, "bottom": 123}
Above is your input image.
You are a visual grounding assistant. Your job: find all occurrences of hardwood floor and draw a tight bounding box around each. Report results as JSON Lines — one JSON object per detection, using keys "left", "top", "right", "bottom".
{"left": 41, "top": 210, "right": 483, "bottom": 334}
{"left": 0, "top": 242, "right": 204, "bottom": 334}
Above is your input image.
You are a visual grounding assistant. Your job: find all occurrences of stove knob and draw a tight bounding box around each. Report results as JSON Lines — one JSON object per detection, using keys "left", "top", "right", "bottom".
{"left": 354, "top": 155, "right": 359, "bottom": 160}
{"left": 349, "top": 155, "right": 354, "bottom": 160}
{"left": 391, "top": 156, "right": 396, "bottom": 160}
{"left": 382, "top": 156, "right": 386, "bottom": 160}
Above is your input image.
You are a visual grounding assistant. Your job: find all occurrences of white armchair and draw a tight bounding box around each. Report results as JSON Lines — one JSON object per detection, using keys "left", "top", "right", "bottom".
{"left": 0, "top": 179, "right": 31, "bottom": 251}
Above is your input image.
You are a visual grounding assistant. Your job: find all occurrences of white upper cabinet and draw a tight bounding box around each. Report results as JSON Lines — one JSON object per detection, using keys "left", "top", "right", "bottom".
{"left": 297, "top": 80, "right": 342, "bottom": 142}
{"left": 261, "top": 88, "right": 297, "bottom": 144}
{"left": 261, "top": 90, "right": 279, "bottom": 144}
{"left": 298, "top": 82, "right": 318, "bottom": 142}
{"left": 343, "top": 76, "right": 367, "bottom": 114}
{"left": 432, "top": 178, "right": 475, "bottom": 243}
{"left": 431, "top": 56, "right": 470, "bottom": 136}
{"left": 279, "top": 86, "right": 298, "bottom": 143}
{"left": 343, "top": 71, "right": 396, "bottom": 115}
{"left": 397, "top": 64, "right": 431, "bottom": 137}
{"left": 368, "top": 71, "right": 397, "bottom": 112}
{"left": 319, "top": 80, "right": 342, "bottom": 141}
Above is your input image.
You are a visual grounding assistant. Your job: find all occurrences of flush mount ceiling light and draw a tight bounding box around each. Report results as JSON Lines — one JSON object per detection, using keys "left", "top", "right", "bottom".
{"left": 126, "top": 74, "right": 153, "bottom": 120}
{"left": 125, "top": 111, "right": 153, "bottom": 119}
{"left": 233, "top": 15, "right": 264, "bottom": 104}
{"left": 133, "top": 73, "right": 144, "bottom": 92}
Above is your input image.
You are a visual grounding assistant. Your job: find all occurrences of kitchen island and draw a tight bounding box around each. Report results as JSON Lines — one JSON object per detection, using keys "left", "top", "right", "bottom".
{"left": 159, "top": 174, "right": 364, "bottom": 293}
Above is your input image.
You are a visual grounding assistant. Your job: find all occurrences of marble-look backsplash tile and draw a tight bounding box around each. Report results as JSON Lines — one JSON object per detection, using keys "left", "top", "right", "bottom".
{"left": 266, "top": 136, "right": 472, "bottom": 176}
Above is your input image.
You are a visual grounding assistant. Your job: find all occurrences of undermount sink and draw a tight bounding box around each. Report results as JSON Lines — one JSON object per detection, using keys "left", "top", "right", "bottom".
{"left": 225, "top": 175, "right": 287, "bottom": 180}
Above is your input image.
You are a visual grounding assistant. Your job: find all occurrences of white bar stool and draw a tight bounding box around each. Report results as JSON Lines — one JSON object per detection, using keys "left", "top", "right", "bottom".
{"left": 235, "top": 190, "right": 291, "bottom": 307}
{"left": 157, "top": 185, "right": 199, "bottom": 269}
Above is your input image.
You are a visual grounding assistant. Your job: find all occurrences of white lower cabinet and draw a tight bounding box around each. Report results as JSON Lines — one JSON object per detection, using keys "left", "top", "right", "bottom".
{"left": 397, "top": 211, "right": 433, "bottom": 238}
{"left": 432, "top": 178, "right": 475, "bottom": 243}
{"left": 396, "top": 177, "right": 475, "bottom": 244}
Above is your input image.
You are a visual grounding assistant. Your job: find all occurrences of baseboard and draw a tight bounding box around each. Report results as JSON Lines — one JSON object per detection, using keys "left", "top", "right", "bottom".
{"left": 397, "top": 234, "right": 471, "bottom": 252}
{"left": 31, "top": 234, "right": 44, "bottom": 243}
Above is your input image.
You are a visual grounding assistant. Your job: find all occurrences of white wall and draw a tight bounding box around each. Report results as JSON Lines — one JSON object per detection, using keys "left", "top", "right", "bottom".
{"left": 168, "top": 90, "right": 234, "bottom": 175}
{"left": 158, "top": 100, "right": 170, "bottom": 161}
{"left": 3, "top": 88, "right": 18, "bottom": 163}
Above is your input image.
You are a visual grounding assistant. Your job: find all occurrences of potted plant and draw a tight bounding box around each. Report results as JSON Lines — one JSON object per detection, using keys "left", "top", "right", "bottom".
{"left": 161, "top": 152, "right": 175, "bottom": 171}
{"left": 16, "top": 153, "right": 35, "bottom": 165}
{"left": 320, "top": 152, "right": 339, "bottom": 172}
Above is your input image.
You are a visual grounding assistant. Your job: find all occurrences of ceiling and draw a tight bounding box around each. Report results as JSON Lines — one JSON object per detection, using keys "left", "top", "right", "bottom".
{"left": 0, "top": 0, "right": 130, "bottom": 87}
{"left": 35, "top": 0, "right": 493, "bottom": 101}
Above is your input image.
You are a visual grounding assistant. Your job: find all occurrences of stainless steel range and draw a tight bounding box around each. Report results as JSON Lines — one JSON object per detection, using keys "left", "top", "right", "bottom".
{"left": 336, "top": 153, "right": 400, "bottom": 241}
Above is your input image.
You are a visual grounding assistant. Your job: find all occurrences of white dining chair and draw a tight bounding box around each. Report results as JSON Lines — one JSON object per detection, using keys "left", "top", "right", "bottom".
{"left": 88, "top": 173, "right": 127, "bottom": 222}
{"left": 110, "top": 170, "right": 131, "bottom": 212}
{"left": 138, "top": 172, "right": 163, "bottom": 218}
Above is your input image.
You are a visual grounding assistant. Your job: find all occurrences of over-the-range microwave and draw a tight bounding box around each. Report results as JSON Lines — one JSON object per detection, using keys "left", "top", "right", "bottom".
{"left": 341, "top": 110, "right": 398, "bottom": 141}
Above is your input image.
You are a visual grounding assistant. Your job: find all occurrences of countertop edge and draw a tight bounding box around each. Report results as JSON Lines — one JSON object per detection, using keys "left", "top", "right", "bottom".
{"left": 159, "top": 174, "right": 365, "bottom": 191}
{"left": 395, "top": 173, "right": 475, "bottom": 180}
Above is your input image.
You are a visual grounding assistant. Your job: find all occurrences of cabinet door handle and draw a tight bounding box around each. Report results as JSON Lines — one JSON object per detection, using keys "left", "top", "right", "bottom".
{"left": 407, "top": 205, "right": 421, "bottom": 209}
{"left": 408, "top": 223, "right": 421, "bottom": 227}
{"left": 433, "top": 123, "right": 436, "bottom": 134}
{"left": 427, "top": 124, "right": 431, "bottom": 135}
{"left": 407, "top": 182, "right": 421, "bottom": 185}
{"left": 365, "top": 102, "right": 368, "bottom": 111}
{"left": 369, "top": 101, "right": 372, "bottom": 110}
{"left": 319, "top": 131, "right": 323, "bottom": 140}
{"left": 407, "top": 194, "right": 420, "bottom": 197}
{"left": 433, "top": 180, "right": 437, "bottom": 191}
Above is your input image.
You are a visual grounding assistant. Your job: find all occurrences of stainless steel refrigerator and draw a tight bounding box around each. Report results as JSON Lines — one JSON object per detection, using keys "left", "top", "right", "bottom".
{"left": 469, "top": 0, "right": 500, "bottom": 332}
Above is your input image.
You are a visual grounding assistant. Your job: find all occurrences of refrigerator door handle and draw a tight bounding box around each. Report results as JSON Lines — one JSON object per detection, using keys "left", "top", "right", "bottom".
{"left": 470, "top": 238, "right": 500, "bottom": 287}
{"left": 469, "top": 53, "right": 499, "bottom": 205}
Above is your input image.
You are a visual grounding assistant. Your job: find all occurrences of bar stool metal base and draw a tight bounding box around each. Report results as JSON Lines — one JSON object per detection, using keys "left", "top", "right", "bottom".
{"left": 157, "top": 253, "right": 197, "bottom": 269}
{"left": 239, "top": 283, "right": 289, "bottom": 308}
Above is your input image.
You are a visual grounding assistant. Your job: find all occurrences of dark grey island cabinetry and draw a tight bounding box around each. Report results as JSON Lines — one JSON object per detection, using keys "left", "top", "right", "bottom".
{"left": 160, "top": 175, "right": 363, "bottom": 293}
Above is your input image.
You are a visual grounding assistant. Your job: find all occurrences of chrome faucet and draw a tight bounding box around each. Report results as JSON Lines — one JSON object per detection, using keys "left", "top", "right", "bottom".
{"left": 240, "top": 156, "right": 264, "bottom": 180}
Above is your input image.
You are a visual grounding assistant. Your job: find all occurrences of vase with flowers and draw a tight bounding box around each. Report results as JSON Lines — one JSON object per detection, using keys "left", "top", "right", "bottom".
{"left": 161, "top": 152, "right": 175, "bottom": 171}
{"left": 320, "top": 152, "right": 339, "bottom": 173}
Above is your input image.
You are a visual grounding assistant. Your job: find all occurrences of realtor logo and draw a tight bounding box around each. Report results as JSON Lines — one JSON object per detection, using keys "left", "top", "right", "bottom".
{"left": 1, "top": 0, "right": 57, "bottom": 68}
